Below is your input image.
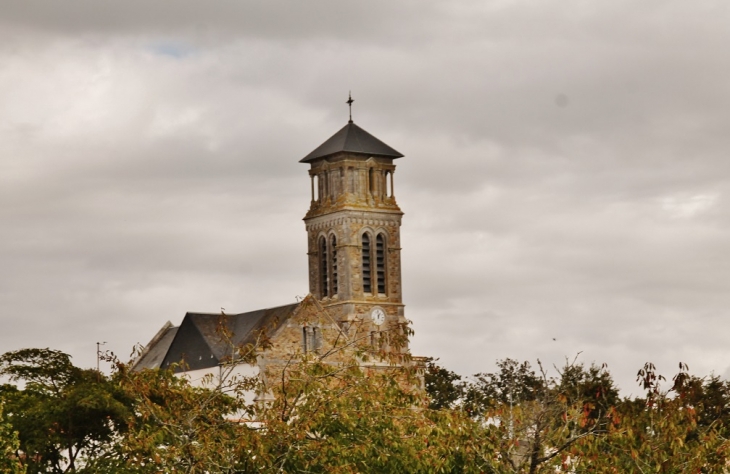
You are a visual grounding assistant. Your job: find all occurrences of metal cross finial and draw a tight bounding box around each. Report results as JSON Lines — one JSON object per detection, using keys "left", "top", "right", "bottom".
{"left": 347, "top": 91, "right": 354, "bottom": 123}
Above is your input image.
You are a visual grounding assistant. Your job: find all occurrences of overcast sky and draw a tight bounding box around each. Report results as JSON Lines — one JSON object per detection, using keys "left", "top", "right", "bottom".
{"left": 1, "top": 0, "right": 729, "bottom": 394}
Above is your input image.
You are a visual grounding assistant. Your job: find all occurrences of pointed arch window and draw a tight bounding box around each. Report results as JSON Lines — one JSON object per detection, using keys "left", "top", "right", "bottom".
{"left": 362, "top": 233, "right": 372, "bottom": 294}
{"left": 376, "top": 233, "right": 386, "bottom": 294}
{"left": 330, "top": 235, "right": 338, "bottom": 295}
{"left": 319, "top": 236, "right": 329, "bottom": 297}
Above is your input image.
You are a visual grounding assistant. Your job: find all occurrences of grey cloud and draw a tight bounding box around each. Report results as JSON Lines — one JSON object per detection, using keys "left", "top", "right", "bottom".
{"left": 1, "top": 1, "right": 730, "bottom": 392}
{"left": 0, "top": 0, "right": 437, "bottom": 45}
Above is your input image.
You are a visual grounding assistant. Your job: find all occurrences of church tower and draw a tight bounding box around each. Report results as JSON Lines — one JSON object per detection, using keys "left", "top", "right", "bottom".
{"left": 301, "top": 97, "right": 406, "bottom": 342}
{"left": 132, "top": 98, "right": 413, "bottom": 376}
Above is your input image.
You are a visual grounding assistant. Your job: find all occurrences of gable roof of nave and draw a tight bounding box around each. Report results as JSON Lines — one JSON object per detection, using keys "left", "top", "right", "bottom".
{"left": 133, "top": 302, "right": 300, "bottom": 372}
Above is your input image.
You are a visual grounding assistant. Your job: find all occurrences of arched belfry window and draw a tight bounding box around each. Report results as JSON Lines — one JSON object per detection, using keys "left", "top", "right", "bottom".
{"left": 330, "top": 235, "right": 338, "bottom": 295}
{"left": 362, "top": 233, "right": 372, "bottom": 294}
{"left": 319, "top": 236, "right": 329, "bottom": 297}
{"left": 376, "top": 233, "right": 386, "bottom": 294}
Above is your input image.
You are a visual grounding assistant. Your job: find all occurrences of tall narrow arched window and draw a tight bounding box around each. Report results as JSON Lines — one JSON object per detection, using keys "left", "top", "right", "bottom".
{"left": 376, "top": 234, "right": 386, "bottom": 294}
{"left": 319, "top": 236, "right": 329, "bottom": 297}
{"left": 362, "top": 233, "right": 372, "bottom": 294}
{"left": 302, "top": 326, "right": 321, "bottom": 353}
{"left": 339, "top": 168, "right": 344, "bottom": 197}
{"left": 330, "top": 170, "right": 336, "bottom": 200}
{"left": 330, "top": 235, "right": 338, "bottom": 296}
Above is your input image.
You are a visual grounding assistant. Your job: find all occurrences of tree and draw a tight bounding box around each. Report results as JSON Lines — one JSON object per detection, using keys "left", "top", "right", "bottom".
{"left": 251, "top": 355, "right": 482, "bottom": 473}
{"left": 457, "top": 358, "right": 620, "bottom": 474}
{"left": 570, "top": 362, "right": 730, "bottom": 473}
{"left": 0, "top": 349, "right": 132, "bottom": 473}
{"left": 0, "top": 402, "right": 25, "bottom": 474}
{"left": 102, "top": 324, "right": 270, "bottom": 474}
{"left": 423, "top": 358, "right": 465, "bottom": 410}
{"left": 9, "top": 341, "right": 730, "bottom": 473}
{"left": 109, "top": 364, "right": 258, "bottom": 473}
{"left": 463, "top": 358, "right": 544, "bottom": 416}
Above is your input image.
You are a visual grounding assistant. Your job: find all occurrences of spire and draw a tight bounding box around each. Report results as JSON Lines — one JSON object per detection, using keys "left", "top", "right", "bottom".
{"left": 300, "top": 96, "right": 404, "bottom": 162}
{"left": 347, "top": 91, "right": 354, "bottom": 124}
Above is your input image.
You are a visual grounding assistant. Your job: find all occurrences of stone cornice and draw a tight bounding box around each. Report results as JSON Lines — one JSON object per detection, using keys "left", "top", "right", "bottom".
{"left": 305, "top": 199, "right": 402, "bottom": 220}
{"left": 305, "top": 211, "right": 402, "bottom": 232}
{"left": 320, "top": 300, "right": 405, "bottom": 308}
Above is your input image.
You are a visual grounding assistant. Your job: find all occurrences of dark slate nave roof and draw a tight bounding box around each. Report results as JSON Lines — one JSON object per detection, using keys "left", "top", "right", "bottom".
{"left": 300, "top": 121, "right": 404, "bottom": 162}
{"left": 133, "top": 303, "right": 300, "bottom": 372}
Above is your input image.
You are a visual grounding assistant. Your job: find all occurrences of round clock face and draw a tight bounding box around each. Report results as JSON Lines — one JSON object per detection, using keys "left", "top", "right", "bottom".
{"left": 371, "top": 308, "right": 386, "bottom": 326}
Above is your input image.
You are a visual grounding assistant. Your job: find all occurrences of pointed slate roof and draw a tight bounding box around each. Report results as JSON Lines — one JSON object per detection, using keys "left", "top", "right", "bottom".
{"left": 300, "top": 121, "right": 404, "bottom": 162}
{"left": 133, "top": 303, "right": 300, "bottom": 372}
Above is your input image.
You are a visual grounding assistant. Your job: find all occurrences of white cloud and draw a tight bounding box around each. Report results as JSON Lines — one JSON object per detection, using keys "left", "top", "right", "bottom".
{"left": 660, "top": 193, "right": 719, "bottom": 218}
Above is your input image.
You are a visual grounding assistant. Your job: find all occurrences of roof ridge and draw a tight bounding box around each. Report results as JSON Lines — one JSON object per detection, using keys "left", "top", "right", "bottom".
{"left": 184, "top": 301, "right": 298, "bottom": 317}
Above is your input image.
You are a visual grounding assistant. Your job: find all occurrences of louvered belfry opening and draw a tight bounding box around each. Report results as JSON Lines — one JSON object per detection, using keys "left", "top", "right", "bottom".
{"left": 376, "top": 233, "right": 386, "bottom": 294}
{"left": 319, "top": 236, "right": 329, "bottom": 297}
{"left": 362, "top": 233, "right": 372, "bottom": 294}
{"left": 330, "top": 235, "right": 338, "bottom": 295}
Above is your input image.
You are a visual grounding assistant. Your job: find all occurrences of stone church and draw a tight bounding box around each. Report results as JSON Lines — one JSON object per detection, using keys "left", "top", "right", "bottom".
{"left": 134, "top": 106, "right": 417, "bottom": 386}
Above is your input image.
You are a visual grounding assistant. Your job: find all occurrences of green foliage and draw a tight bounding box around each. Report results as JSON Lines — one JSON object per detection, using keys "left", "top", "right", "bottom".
{"left": 255, "top": 358, "right": 492, "bottom": 473}
{"left": 0, "top": 348, "right": 132, "bottom": 474}
{"left": 463, "top": 359, "right": 544, "bottom": 416}
{"left": 110, "top": 364, "right": 259, "bottom": 473}
{"left": 570, "top": 362, "right": 730, "bottom": 473}
{"left": 5, "top": 345, "right": 730, "bottom": 474}
{"left": 461, "top": 359, "right": 617, "bottom": 473}
{"left": 424, "top": 358, "right": 465, "bottom": 410}
{"left": 0, "top": 403, "right": 25, "bottom": 474}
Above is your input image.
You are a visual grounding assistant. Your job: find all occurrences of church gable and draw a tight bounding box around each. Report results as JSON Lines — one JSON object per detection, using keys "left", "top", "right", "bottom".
{"left": 227, "top": 303, "right": 299, "bottom": 350}
{"left": 262, "top": 296, "right": 399, "bottom": 367}
{"left": 265, "top": 296, "right": 348, "bottom": 360}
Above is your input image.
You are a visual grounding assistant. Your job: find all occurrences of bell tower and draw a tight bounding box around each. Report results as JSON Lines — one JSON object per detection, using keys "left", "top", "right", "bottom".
{"left": 301, "top": 97, "right": 405, "bottom": 339}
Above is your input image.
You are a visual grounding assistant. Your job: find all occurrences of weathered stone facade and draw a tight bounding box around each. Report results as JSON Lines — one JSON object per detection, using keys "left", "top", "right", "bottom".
{"left": 303, "top": 152, "right": 407, "bottom": 350}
